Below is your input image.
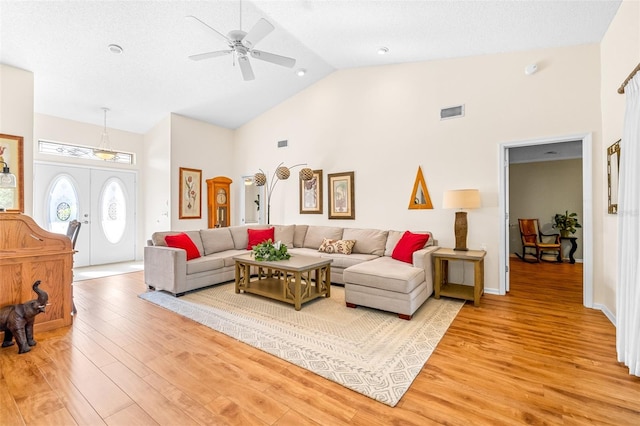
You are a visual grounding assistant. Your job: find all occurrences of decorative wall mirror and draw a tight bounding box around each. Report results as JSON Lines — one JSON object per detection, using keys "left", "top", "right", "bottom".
{"left": 408, "top": 166, "right": 433, "bottom": 209}
{"left": 607, "top": 139, "right": 621, "bottom": 214}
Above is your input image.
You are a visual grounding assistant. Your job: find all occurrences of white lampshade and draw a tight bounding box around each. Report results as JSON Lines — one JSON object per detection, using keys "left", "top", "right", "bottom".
{"left": 443, "top": 189, "right": 481, "bottom": 209}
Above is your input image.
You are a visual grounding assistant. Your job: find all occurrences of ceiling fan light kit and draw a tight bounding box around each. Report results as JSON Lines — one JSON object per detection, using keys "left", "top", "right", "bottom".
{"left": 187, "top": 6, "right": 296, "bottom": 81}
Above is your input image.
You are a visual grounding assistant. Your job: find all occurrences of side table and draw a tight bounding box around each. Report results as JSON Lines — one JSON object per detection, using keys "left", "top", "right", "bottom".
{"left": 560, "top": 237, "right": 577, "bottom": 264}
{"left": 433, "top": 248, "right": 486, "bottom": 307}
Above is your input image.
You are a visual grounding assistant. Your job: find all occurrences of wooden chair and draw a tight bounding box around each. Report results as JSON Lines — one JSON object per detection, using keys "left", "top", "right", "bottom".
{"left": 65, "top": 220, "right": 81, "bottom": 249}
{"left": 517, "top": 218, "right": 561, "bottom": 263}
{"left": 65, "top": 219, "right": 81, "bottom": 315}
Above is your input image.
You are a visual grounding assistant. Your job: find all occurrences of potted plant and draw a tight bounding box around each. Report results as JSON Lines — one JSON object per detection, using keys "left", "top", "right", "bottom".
{"left": 251, "top": 239, "right": 291, "bottom": 262}
{"left": 552, "top": 210, "right": 582, "bottom": 237}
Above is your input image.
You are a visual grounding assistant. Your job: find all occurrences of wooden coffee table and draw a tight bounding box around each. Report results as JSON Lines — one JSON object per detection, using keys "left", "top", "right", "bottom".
{"left": 233, "top": 253, "right": 332, "bottom": 310}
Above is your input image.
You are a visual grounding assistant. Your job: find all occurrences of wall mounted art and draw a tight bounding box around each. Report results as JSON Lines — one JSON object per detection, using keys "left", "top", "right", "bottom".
{"left": 179, "top": 167, "right": 202, "bottom": 219}
{"left": 328, "top": 171, "right": 355, "bottom": 220}
{"left": 0, "top": 133, "right": 24, "bottom": 212}
{"left": 607, "top": 139, "right": 621, "bottom": 214}
{"left": 408, "top": 166, "right": 433, "bottom": 210}
{"left": 300, "top": 169, "right": 323, "bottom": 214}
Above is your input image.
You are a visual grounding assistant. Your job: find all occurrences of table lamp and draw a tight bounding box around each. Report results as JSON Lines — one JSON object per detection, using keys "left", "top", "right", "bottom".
{"left": 443, "top": 189, "right": 481, "bottom": 251}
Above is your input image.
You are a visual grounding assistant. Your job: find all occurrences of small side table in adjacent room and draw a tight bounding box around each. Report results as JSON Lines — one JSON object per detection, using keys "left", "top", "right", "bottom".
{"left": 433, "top": 248, "right": 486, "bottom": 307}
{"left": 560, "top": 237, "right": 578, "bottom": 264}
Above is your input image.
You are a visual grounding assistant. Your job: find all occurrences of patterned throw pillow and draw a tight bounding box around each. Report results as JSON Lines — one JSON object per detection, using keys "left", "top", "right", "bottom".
{"left": 318, "top": 238, "right": 356, "bottom": 255}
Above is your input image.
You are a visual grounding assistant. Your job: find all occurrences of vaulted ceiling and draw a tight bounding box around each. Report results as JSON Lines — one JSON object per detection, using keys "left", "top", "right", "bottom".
{"left": 0, "top": 1, "right": 621, "bottom": 134}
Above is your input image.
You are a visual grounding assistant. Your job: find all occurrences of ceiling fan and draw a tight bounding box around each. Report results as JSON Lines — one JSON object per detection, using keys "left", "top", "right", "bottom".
{"left": 186, "top": 5, "right": 296, "bottom": 81}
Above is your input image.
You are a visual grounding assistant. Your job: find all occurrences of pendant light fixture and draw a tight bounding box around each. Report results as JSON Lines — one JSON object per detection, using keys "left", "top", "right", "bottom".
{"left": 93, "top": 107, "right": 117, "bottom": 161}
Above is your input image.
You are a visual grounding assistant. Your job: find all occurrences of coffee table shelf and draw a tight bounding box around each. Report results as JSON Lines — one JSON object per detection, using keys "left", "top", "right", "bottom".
{"left": 233, "top": 254, "right": 332, "bottom": 310}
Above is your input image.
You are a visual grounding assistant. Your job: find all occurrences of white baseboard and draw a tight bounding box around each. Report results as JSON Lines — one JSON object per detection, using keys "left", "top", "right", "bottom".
{"left": 594, "top": 303, "right": 616, "bottom": 326}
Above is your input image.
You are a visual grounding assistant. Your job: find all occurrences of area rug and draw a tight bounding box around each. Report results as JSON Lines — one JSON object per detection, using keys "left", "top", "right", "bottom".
{"left": 139, "top": 283, "right": 463, "bottom": 407}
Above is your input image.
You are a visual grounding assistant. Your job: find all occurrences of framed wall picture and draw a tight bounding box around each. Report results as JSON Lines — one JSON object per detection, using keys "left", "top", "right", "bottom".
{"left": 179, "top": 167, "right": 202, "bottom": 219}
{"left": 328, "top": 171, "right": 355, "bottom": 219}
{"left": 300, "top": 169, "right": 323, "bottom": 214}
{"left": 0, "top": 134, "right": 24, "bottom": 212}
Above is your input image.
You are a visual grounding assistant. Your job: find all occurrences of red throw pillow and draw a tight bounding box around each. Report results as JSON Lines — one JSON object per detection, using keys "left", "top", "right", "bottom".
{"left": 391, "top": 231, "right": 430, "bottom": 264}
{"left": 247, "top": 227, "right": 275, "bottom": 249}
{"left": 165, "top": 233, "right": 201, "bottom": 261}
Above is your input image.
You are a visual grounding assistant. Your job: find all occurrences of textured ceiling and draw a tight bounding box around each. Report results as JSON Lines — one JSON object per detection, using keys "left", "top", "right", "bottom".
{"left": 0, "top": 0, "right": 622, "bottom": 134}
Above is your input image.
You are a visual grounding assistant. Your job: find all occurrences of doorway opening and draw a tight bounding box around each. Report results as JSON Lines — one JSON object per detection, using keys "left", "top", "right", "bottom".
{"left": 499, "top": 133, "right": 593, "bottom": 308}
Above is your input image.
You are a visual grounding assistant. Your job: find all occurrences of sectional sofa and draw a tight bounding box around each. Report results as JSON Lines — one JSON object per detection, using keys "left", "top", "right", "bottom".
{"left": 144, "top": 224, "right": 438, "bottom": 319}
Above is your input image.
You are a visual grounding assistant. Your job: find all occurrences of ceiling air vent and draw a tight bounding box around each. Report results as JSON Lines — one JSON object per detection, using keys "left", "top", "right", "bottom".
{"left": 440, "top": 104, "right": 465, "bottom": 120}
{"left": 277, "top": 140, "right": 288, "bottom": 148}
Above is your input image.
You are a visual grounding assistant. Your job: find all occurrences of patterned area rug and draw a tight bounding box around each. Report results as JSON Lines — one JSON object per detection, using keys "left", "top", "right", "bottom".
{"left": 139, "top": 283, "right": 463, "bottom": 407}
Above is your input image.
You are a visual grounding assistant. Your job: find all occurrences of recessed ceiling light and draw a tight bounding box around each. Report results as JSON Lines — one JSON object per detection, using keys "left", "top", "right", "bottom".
{"left": 296, "top": 68, "right": 306, "bottom": 77}
{"left": 108, "top": 44, "right": 123, "bottom": 54}
{"left": 378, "top": 47, "right": 389, "bottom": 55}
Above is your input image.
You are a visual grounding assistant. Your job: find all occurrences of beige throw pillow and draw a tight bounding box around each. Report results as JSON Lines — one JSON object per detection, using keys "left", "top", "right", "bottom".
{"left": 318, "top": 238, "right": 356, "bottom": 255}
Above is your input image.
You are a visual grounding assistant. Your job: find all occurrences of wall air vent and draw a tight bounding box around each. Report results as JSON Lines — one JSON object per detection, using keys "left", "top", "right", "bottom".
{"left": 440, "top": 104, "right": 465, "bottom": 120}
{"left": 277, "top": 140, "right": 288, "bottom": 148}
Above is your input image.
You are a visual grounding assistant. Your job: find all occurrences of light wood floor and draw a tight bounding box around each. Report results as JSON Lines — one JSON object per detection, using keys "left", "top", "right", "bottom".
{"left": 2, "top": 260, "right": 639, "bottom": 425}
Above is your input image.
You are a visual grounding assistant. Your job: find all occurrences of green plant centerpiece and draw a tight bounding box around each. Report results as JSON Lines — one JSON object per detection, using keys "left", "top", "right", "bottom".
{"left": 552, "top": 210, "right": 582, "bottom": 237}
{"left": 251, "top": 239, "right": 291, "bottom": 261}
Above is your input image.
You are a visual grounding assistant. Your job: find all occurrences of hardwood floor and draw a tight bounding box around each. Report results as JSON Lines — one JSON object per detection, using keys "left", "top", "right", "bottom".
{"left": 1, "top": 260, "right": 639, "bottom": 425}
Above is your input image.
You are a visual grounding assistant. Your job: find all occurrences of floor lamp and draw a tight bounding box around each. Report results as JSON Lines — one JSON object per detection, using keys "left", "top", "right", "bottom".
{"left": 443, "top": 189, "right": 481, "bottom": 251}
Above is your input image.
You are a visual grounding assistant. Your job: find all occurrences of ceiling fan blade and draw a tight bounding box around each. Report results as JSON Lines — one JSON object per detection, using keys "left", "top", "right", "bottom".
{"left": 242, "top": 18, "right": 274, "bottom": 49}
{"left": 250, "top": 50, "right": 296, "bottom": 68}
{"left": 188, "top": 50, "right": 232, "bottom": 61}
{"left": 186, "top": 15, "right": 230, "bottom": 43}
{"left": 238, "top": 56, "right": 255, "bottom": 81}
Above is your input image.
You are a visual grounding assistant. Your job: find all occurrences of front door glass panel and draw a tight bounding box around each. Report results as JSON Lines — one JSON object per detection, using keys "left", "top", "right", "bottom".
{"left": 47, "top": 175, "right": 79, "bottom": 234}
{"left": 100, "top": 178, "right": 127, "bottom": 244}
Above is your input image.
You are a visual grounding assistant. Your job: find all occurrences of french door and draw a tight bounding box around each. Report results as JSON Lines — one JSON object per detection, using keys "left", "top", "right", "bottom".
{"left": 34, "top": 163, "right": 136, "bottom": 267}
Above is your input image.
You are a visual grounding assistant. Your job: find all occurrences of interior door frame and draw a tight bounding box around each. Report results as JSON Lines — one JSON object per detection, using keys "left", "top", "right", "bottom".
{"left": 499, "top": 133, "right": 593, "bottom": 308}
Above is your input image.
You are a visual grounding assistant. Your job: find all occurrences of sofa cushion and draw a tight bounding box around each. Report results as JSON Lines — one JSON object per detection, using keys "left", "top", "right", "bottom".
{"left": 384, "top": 230, "right": 434, "bottom": 256}
{"left": 318, "top": 238, "right": 356, "bottom": 255}
{"left": 344, "top": 257, "right": 425, "bottom": 294}
{"left": 247, "top": 227, "right": 275, "bottom": 249}
{"left": 274, "top": 224, "right": 295, "bottom": 248}
{"left": 151, "top": 231, "right": 204, "bottom": 256}
{"left": 164, "top": 233, "right": 201, "bottom": 260}
{"left": 303, "top": 226, "right": 344, "bottom": 249}
{"left": 229, "top": 225, "right": 268, "bottom": 250}
{"left": 342, "top": 228, "right": 388, "bottom": 256}
{"left": 293, "top": 224, "right": 308, "bottom": 247}
{"left": 200, "top": 228, "right": 235, "bottom": 255}
{"left": 392, "top": 231, "right": 431, "bottom": 264}
{"left": 186, "top": 255, "right": 225, "bottom": 275}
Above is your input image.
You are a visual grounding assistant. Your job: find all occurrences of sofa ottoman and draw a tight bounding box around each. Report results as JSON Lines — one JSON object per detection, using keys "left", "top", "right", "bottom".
{"left": 343, "top": 256, "right": 431, "bottom": 320}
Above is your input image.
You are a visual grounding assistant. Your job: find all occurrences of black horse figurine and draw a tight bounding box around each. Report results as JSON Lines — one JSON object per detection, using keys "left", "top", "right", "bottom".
{"left": 0, "top": 281, "right": 49, "bottom": 354}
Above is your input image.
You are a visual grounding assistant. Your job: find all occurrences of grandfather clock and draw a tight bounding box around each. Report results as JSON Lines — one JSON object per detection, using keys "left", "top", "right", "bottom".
{"left": 206, "top": 176, "right": 232, "bottom": 228}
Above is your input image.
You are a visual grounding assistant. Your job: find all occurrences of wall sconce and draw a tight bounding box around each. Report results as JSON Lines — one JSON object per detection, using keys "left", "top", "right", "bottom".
{"left": 443, "top": 189, "right": 481, "bottom": 251}
{"left": 254, "top": 162, "right": 313, "bottom": 224}
{"left": 0, "top": 161, "right": 17, "bottom": 188}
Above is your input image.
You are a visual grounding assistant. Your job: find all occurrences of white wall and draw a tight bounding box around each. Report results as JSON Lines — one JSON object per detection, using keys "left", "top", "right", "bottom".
{"left": 0, "top": 64, "right": 34, "bottom": 213}
{"left": 599, "top": 0, "right": 640, "bottom": 318}
{"left": 170, "top": 114, "right": 235, "bottom": 231}
{"left": 235, "top": 44, "right": 603, "bottom": 294}
{"left": 143, "top": 115, "right": 171, "bottom": 238}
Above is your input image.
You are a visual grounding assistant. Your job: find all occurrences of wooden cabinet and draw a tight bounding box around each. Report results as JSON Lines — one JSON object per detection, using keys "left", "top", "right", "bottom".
{"left": 206, "top": 176, "right": 232, "bottom": 228}
{"left": 0, "top": 213, "right": 74, "bottom": 334}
